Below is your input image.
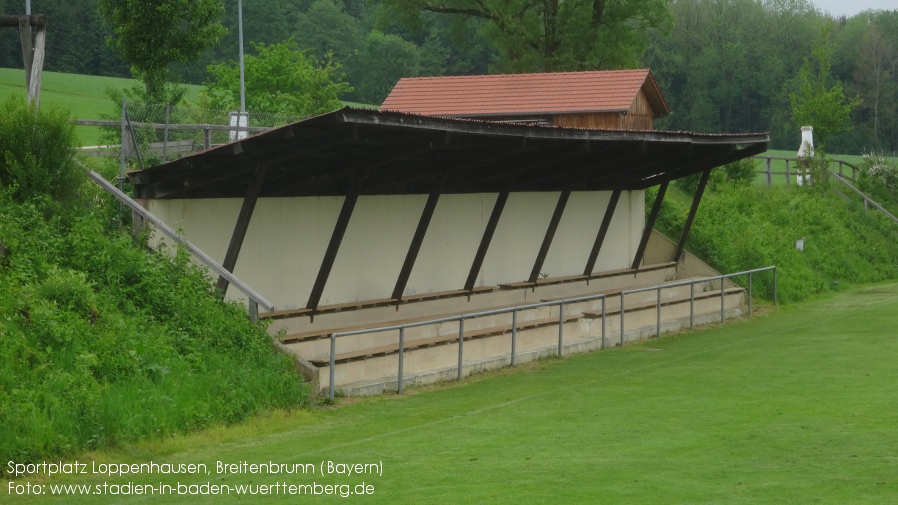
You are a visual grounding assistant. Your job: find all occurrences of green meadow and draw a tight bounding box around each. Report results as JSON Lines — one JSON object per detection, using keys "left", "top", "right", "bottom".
{"left": 0, "top": 67, "right": 202, "bottom": 146}
{"left": 4, "top": 283, "right": 898, "bottom": 504}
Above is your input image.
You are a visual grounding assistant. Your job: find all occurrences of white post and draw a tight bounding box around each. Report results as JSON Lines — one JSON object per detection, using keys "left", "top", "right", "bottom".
{"left": 797, "top": 126, "right": 814, "bottom": 186}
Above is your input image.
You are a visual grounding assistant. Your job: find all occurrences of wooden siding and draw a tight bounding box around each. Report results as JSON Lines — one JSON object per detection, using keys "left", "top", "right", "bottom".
{"left": 553, "top": 112, "right": 621, "bottom": 130}
{"left": 553, "top": 89, "right": 656, "bottom": 131}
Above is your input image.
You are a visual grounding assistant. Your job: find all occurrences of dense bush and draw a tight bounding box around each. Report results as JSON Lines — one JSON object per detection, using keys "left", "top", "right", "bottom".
{"left": 0, "top": 101, "right": 307, "bottom": 467}
{"left": 0, "top": 97, "right": 83, "bottom": 203}
{"left": 0, "top": 194, "right": 308, "bottom": 465}
{"left": 675, "top": 158, "right": 759, "bottom": 195}
{"left": 654, "top": 183, "right": 898, "bottom": 303}
{"left": 857, "top": 152, "right": 898, "bottom": 216}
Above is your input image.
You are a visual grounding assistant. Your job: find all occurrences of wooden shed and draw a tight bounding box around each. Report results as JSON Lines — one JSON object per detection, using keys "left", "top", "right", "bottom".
{"left": 380, "top": 69, "right": 670, "bottom": 131}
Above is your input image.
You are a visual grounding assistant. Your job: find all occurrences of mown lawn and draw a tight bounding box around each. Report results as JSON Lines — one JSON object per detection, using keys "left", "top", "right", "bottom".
{"left": 4, "top": 283, "right": 898, "bottom": 504}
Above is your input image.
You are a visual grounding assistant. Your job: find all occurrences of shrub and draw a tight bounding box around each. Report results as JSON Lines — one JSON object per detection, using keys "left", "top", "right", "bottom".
{"left": 0, "top": 97, "right": 83, "bottom": 202}
{"left": 675, "top": 158, "right": 758, "bottom": 195}
{"left": 857, "top": 151, "right": 898, "bottom": 215}
{"left": 0, "top": 192, "right": 308, "bottom": 468}
{"left": 655, "top": 183, "right": 898, "bottom": 303}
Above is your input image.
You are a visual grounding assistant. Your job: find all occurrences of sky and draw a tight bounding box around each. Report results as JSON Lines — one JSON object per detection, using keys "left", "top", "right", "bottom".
{"left": 810, "top": 0, "right": 896, "bottom": 18}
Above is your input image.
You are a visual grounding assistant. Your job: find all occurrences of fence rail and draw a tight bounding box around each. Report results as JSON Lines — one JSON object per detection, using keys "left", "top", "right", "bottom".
{"left": 752, "top": 155, "right": 898, "bottom": 225}
{"left": 326, "top": 265, "right": 778, "bottom": 400}
{"left": 75, "top": 101, "right": 306, "bottom": 179}
{"left": 87, "top": 170, "right": 275, "bottom": 319}
{"left": 830, "top": 172, "right": 898, "bottom": 224}
{"left": 752, "top": 155, "right": 859, "bottom": 186}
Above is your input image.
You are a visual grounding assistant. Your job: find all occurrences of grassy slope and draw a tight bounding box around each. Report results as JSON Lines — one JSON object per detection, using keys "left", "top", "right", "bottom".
{"left": 5, "top": 284, "right": 898, "bottom": 504}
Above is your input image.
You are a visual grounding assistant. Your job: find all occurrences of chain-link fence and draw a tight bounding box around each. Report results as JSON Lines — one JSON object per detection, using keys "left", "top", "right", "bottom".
{"left": 79, "top": 100, "right": 309, "bottom": 171}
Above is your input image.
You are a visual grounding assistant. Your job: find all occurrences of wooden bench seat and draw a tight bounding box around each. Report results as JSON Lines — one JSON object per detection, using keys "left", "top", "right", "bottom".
{"left": 538, "top": 276, "right": 715, "bottom": 303}
{"left": 261, "top": 287, "right": 499, "bottom": 321}
{"left": 259, "top": 298, "right": 397, "bottom": 321}
{"left": 308, "top": 313, "right": 583, "bottom": 367}
{"left": 399, "top": 285, "right": 496, "bottom": 303}
{"left": 581, "top": 286, "right": 744, "bottom": 318}
{"left": 280, "top": 296, "right": 556, "bottom": 344}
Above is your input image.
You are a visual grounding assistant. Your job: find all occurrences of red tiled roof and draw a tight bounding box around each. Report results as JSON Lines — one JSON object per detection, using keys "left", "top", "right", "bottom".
{"left": 380, "top": 69, "right": 670, "bottom": 118}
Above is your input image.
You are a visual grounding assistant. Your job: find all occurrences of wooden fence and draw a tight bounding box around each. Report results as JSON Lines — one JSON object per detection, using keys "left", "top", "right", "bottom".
{"left": 752, "top": 155, "right": 859, "bottom": 186}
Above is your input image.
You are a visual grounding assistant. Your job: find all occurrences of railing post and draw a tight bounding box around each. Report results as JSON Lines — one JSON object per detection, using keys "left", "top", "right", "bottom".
{"left": 619, "top": 291, "right": 625, "bottom": 346}
{"left": 557, "top": 300, "right": 565, "bottom": 356}
{"left": 204, "top": 128, "right": 212, "bottom": 150}
{"left": 248, "top": 300, "right": 258, "bottom": 322}
{"left": 600, "top": 297, "right": 606, "bottom": 350}
{"left": 457, "top": 317, "right": 465, "bottom": 381}
{"left": 328, "top": 333, "right": 336, "bottom": 401}
{"left": 689, "top": 281, "right": 695, "bottom": 329}
{"left": 748, "top": 272, "right": 753, "bottom": 316}
{"left": 766, "top": 158, "right": 772, "bottom": 186}
{"left": 720, "top": 278, "right": 726, "bottom": 322}
{"left": 397, "top": 327, "right": 405, "bottom": 394}
{"left": 785, "top": 159, "right": 791, "bottom": 186}
{"left": 656, "top": 286, "right": 662, "bottom": 337}
{"left": 511, "top": 308, "right": 518, "bottom": 366}
{"left": 119, "top": 98, "right": 127, "bottom": 186}
{"left": 163, "top": 102, "right": 170, "bottom": 162}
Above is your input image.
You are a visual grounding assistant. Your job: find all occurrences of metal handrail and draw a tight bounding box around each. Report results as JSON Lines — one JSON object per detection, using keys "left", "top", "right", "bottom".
{"left": 87, "top": 170, "right": 275, "bottom": 318}
{"left": 327, "top": 265, "right": 778, "bottom": 399}
{"left": 618, "top": 266, "right": 777, "bottom": 346}
{"left": 830, "top": 172, "right": 898, "bottom": 225}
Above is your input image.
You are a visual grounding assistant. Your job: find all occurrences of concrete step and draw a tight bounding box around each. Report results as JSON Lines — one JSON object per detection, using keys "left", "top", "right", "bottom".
{"left": 261, "top": 262, "right": 679, "bottom": 335}
{"left": 330, "top": 301, "right": 746, "bottom": 396}
{"left": 316, "top": 286, "right": 746, "bottom": 394}
{"left": 283, "top": 277, "right": 720, "bottom": 361}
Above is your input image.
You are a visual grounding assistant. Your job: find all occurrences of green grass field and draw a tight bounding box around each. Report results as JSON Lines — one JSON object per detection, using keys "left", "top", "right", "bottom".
{"left": 0, "top": 67, "right": 203, "bottom": 147}
{"left": 0, "top": 67, "right": 376, "bottom": 147}
{"left": 4, "top": 284, "right": 898, "bottom": 504}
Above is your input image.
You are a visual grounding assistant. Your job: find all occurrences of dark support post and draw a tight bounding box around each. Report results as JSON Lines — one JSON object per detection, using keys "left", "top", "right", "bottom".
{"left": 464, "top": 176, "right": 516, "bottom": 291}
{"left": 391, "top": 171, "right": 447, "bottom": 301}
{"left": 217, "top": 162, "right": 268, "bottom": 295}
{"left": 674, "top": 169, "right": 711, "bottom": 263}
{"left": 529, "top": 190, "right": 571, "bottom": 283}
{"left": 631, "top": 181, "right": 668, "bottom": 270}
{"left": 307, "top": 177, "right": 360, "bottom": 310}
{"left": 584, "top": 189, "right": 622, "bottom": 276}
{"left": 18, "top": 18, "right": 32, "bottom": 90}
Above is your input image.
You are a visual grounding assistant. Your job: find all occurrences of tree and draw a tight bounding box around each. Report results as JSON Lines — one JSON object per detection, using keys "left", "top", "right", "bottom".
{"left": 790, "top": 24, "right": 861, "bottom": 147}
{"left": 203, "top": 40, "right": 353, "bottom": 116}
{"left": 382, "top": 0, "right": 671, "bottom": 72}
{"left": 351, "top": 30, "right": 420, "bottom": 104}
{"left": 98, "top": 0, "right": 226, "bottom": 102}
{"left": 0, "top": 97, "right": 81, "bottom": 203}
{"left": 854, "top": 24, "right": 896, "bottom": 149}
{"left": 295, "top": 0, "right": 365, "bottom": 65}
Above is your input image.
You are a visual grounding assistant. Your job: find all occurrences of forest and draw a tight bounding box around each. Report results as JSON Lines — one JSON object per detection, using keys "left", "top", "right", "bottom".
{"left": 0, "top": 0, "right": 896, "bottom": 153}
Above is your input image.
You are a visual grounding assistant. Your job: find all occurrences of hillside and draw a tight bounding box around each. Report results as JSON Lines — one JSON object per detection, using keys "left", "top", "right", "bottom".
{"left": 655, "top": 174, "right": 898, "bottom": 303}
{"left": 0, "top": 97, "right": 308, "bottom": 467}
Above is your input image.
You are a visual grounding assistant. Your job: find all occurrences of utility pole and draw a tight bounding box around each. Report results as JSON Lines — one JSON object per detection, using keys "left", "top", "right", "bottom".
{"left": 238, "top": 0, "right": 246, "bottom": 113}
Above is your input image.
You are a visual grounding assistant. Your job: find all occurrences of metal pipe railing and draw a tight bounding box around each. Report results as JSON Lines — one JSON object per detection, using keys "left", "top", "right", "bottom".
{"left": 617, "top": 266, "right": 777, "bottom": 345}
{"left": 87, "top": 170, "right": 275, "bottom": 318}
{"left": 326, "top": 265, "right": 778, "bottom": 399}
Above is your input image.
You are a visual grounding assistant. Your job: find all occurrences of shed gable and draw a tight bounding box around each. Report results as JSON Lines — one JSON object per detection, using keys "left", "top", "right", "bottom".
{"left": 380, "top": 69, "right": 670, "bottom": 130}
